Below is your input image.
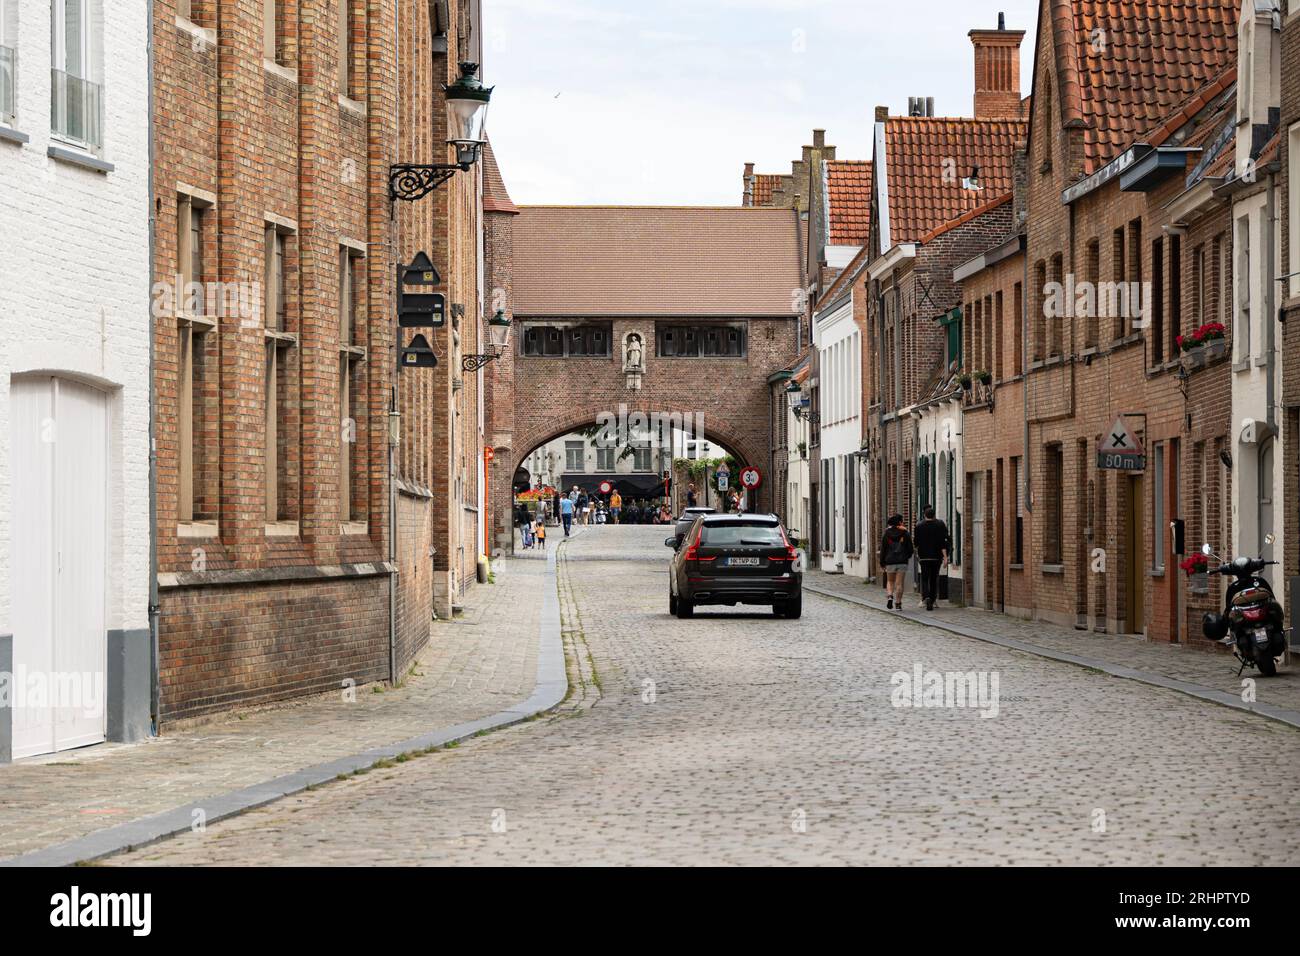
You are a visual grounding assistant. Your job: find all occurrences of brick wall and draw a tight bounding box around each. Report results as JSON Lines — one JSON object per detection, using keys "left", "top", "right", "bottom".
{"left": 1018, "top": 0, "right": 1233, "bottom": 645}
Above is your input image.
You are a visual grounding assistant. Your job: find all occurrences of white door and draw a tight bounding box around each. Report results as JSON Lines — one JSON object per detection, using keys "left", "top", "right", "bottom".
{"left": 10, "top": 376, "right": 109, "bottom": 758}
{"left": 971, "top": 472, "right": 985, "bottom": 607}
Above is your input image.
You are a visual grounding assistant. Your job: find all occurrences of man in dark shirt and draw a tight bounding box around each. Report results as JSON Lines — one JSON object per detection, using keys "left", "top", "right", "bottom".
{"left": 913, "top": 506, "right": 951, "bottom": 611}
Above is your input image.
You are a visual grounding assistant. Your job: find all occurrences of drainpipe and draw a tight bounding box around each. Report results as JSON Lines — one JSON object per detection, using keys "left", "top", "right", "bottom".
{"left": 1265, "top": 168, "right": 1277, "bottom": 436}
{"left": 146, "top": 0, "right": 160, "bottom": 732}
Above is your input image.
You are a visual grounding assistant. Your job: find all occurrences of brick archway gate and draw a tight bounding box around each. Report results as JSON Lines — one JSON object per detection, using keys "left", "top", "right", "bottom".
{"left": 482, "top": 204, "right": 804, "bottom": 555}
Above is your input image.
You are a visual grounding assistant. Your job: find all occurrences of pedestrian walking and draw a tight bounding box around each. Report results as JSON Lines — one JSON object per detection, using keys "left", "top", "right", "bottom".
{"left": 913, "top": 506, "right": 951, "bottom": 611}
{"left": 577, "top": 490, "right": 590, "bottom": 525}
{"left": 516, "top": 502, "right": 533, "bottom": 549}
{"left": 534, "top": 517, "right": 546, "bottom": 549}
{"left": 879, "top": 513, "right": 914, "bottom": 610}
{"left": 560, "top": 493, "right": 574, "bottom": 537}
{"left": 686, "top": 482, "right": 698, "bottom": 508}
{"left": 610, "top": 490, "right": 622, "bottom": 524}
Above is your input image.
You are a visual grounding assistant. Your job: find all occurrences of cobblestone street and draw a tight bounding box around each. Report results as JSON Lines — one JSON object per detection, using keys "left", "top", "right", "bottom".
{"left": 108, "top": 526, "right": 1300, "bottom": 866}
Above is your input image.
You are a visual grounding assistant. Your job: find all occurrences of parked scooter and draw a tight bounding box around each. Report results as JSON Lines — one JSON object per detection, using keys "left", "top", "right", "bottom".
{"left": 1200, "top": 535, "right": 1286, "bottom": 676}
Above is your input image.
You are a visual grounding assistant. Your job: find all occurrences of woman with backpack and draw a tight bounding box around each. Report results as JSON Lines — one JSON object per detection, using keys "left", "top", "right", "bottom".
{"left": 879, "top": 513, "right": 914, "bottom": 610}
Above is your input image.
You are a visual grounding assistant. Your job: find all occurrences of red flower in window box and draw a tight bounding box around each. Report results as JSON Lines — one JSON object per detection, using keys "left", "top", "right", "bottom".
{"left": 1178, "top": 554, "right": 1208, "bottom": 575}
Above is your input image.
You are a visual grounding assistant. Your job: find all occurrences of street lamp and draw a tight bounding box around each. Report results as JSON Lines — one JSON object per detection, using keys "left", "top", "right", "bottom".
{"left": 786, "top": 379, "right": 820, "bottom": 425}
{"left": 462, "top": 309, "right": 513, "bottom": 371}
{"left": 389, "top": 62, "right": 494, "bottom": 202}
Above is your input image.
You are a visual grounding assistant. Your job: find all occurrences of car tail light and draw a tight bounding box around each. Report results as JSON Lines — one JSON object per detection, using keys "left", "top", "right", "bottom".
{"left": 1243, "top": 605, "right": 1267, "bottom": 622}
{"left": 683, "top": 526, "right": 713, "bottom": 563}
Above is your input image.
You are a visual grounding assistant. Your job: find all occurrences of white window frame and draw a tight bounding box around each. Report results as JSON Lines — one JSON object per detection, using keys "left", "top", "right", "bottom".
{"left": 1, "top": 0, "right": 18, "bottom": 125}
{"left": 1237, "top": 216, "right": 1251, "bottom": 361}
{"left": 51, "top": 0, "right": 90, "bottom": 79}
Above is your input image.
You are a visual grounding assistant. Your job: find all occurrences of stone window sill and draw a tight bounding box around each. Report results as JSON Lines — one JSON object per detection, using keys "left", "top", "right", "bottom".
{"left": 265, "top": 521, "right": 300, "bottom": 537}
{"left": 176, "top": 14, "right": 215, "bottom": 49}
{"left": 1042, "top": 563, "right": 1065, "bottom": 575}
{"left": 178, "top": 521, "right": 219, "bottom": 538}
{"left": 341, "top": 521, "right": 369, "bottom": 536}
{"left": 48, "top": 143, "right": 114, "bottom": 173}
{"left": 338, "top": 94, "right": 366, "bottom": 116}
{"left": 0, "top": 125, "right": 29, "bottom": 146}
{"left": 263, "top": 59, "right": 298, "bottom": 84}
{"left": 1009, "top": 562, "right": 1025, "bottom": 570}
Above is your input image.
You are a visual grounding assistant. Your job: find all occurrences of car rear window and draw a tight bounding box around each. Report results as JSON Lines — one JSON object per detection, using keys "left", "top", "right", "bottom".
{"left": 700, "top": 522, "right": 784, "bottom": 546}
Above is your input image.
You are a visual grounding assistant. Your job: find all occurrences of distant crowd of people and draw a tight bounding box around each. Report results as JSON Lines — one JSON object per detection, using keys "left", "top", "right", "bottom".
{"left": 515, "top": 480, "right": 747, "bottom": 550}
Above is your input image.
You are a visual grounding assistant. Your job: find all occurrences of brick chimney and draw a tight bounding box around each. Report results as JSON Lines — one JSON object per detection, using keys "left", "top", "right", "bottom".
{"left": 970, "top": 13, "right": 1025, "bottom": 120}
{"left": 743, "top": 162, "right": 755, "bottom": 205}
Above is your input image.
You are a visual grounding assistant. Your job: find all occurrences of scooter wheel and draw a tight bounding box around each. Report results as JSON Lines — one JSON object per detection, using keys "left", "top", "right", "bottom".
{"left": 1257, "top": 654, "right": 1278, "bottom": 677}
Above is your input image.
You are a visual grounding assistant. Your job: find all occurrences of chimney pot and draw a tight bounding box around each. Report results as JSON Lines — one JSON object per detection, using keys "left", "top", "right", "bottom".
{"left": 875, "top": 105, "right": 889, "bottom": 123}
{"left": 813, "top": 129, "right": 826, "bottom": 148}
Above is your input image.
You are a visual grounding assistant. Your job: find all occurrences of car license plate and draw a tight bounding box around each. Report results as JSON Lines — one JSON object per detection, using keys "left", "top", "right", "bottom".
{"left": 727, "top": 557, "right": 760, "bottom": 567}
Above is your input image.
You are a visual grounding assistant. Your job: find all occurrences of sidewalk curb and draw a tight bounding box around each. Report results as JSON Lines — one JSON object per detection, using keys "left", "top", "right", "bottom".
{"left": 804, "top": 583, "right": 1300, "bottom": 732}
{"left": 1, "top": 547, "right": 569, "bottom": 868}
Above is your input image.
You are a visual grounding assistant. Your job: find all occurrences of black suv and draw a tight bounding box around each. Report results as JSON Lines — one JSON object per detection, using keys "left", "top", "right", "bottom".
{"left": 666, "top": 513, "right": 802, "bottom": 619}
{"left": 669, "top": 506, "right": 715, "bottom": 548}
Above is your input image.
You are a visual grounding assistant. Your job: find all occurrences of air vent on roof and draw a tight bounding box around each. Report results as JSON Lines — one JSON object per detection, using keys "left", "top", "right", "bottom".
{"left": 907, "top": 97, "right": 935, "bottom": 117}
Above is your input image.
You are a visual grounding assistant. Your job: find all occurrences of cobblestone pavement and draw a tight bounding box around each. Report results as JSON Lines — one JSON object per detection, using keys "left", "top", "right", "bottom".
{"left": 107, "top": 525, "right": 1300, "bottom": 866}
{"left": 0, "top": 558, "right": 542, "bottom": 861}
{"left": 805, "top": 571, "right": 1300, "bottom": 716}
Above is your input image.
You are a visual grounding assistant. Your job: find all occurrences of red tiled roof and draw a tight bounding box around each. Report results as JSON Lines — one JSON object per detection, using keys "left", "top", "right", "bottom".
{"left": 482, "top": 139, "right": 518, "bottom": 214}
{"left": 748, "top": 173, "right": 784, "bottom": 206}
{"left": 512, "top": 206, "right": 801, "bottom": 317}
{"left": 883, "top": 117, "right": 1026, "bottom": 245}
{"left": 1049, "top": 0, "right": 1238, "bottom": 174}
{"left": 826, "top": 160, "right": 872, "bottom": 245}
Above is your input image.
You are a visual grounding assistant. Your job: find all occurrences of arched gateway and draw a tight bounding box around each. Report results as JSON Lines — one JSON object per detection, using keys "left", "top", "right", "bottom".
{"left": 483, "top": 204, "right": 804, "bottom": 554}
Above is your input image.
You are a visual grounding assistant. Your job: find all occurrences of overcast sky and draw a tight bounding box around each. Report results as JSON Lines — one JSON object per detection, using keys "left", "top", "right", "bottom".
{"left": 482, "top": 0, "right": 1041, "bottom": 206}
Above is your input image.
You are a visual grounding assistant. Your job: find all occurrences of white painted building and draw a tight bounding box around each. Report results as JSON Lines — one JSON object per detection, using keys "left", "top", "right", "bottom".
{"left": 911, "top": 393, "right": 965, "bottom": 602}
{"left": 811, "top": 291, "right": 868, "bottom": 576}
{"left": 0, "top": 0, "right": 152, "bottom": 759}
{"left": 1228, "top": 0, "right": 1284, "bottom": 579}
{"left": 783, "top": 364, "right": 812, "bottom": 547}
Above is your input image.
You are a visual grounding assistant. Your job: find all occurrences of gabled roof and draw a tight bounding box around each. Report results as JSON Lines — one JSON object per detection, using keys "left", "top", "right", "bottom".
{"left": 482, "top": 140, "right": 518, "bottom": 214}
{"left": 1047, "top": 0, "right": 1238, "bottom": 174}
{"left": 512, "top": 206, "right": 802, "bottom": 317}
{"left": 826, "top": 160, "right": 872, "bottom": 245}
{"left": 880, "top": 117, "right": 1026, "bottom": 246}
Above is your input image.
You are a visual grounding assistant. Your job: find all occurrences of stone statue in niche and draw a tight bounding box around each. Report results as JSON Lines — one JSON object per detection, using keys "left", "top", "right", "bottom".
{"left": 623, "top": 332, "right": 644, "bottom": 390}
{"left": 624, "top": 333, "right": 644, "bottom": 370}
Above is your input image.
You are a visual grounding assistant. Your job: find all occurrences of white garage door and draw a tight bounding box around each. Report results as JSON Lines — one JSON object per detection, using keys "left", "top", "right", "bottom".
{"left": 10, "top": 376, "right": 108, "bottom": 758}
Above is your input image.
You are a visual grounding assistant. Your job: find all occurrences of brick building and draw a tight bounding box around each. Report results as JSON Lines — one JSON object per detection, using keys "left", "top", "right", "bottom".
{"left": 1011, "top": 0, "right": 1238, "bottom": 641}
{"left": 488, "top": 204, "right": 804, "bottom": 546}
{"left": 744, "top": 132, "right": 871, "bottom": 547}
{"left": 152, "top": 0, "right": 492, "bottom": 722}
{"left": 862, "top": 46, "right": 1028, "bottom": 593}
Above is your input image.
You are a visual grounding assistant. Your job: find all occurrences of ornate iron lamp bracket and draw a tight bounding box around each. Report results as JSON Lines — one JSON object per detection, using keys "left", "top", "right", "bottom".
{"left": 389, "top": 164, "right": 462, "bottom": 202}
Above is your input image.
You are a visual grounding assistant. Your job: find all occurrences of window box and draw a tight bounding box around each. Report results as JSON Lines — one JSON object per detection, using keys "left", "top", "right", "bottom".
{"left": 1189, "top": 572, "right": 1209, "bottom": 594}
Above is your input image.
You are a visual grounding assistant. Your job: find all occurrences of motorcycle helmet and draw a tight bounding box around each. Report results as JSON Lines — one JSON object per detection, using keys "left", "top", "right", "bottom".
{"left": 1201, "top": 612, "right": 1229, "bottom": 641}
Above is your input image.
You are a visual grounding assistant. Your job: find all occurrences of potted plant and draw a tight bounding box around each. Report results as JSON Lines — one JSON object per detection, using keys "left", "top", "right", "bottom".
{"left": 976, "top": 370, "right": 993, "bottom": 386}
{"left": 959, "top": 373, "right": 973, "bottom": 391}
{"left": 1177, "top": 334, "right": 1206, "bottom": 370}
{"left": 1196, "top": 321, "right": 1228, "bottom": 360}
{"left": 1179, "top": 553, "right": 1209, "bottom": 593}
{"left": 797, "top": 440, "right": 808, "bottom": 460}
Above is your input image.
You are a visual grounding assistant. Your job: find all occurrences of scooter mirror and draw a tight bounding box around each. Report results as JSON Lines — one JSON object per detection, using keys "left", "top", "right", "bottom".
{"left": 1201, "top": 543, "right": 1213, "bottom": 556}
{"left": 1264, "top": 533, "right": 1275, "bottom": 547}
